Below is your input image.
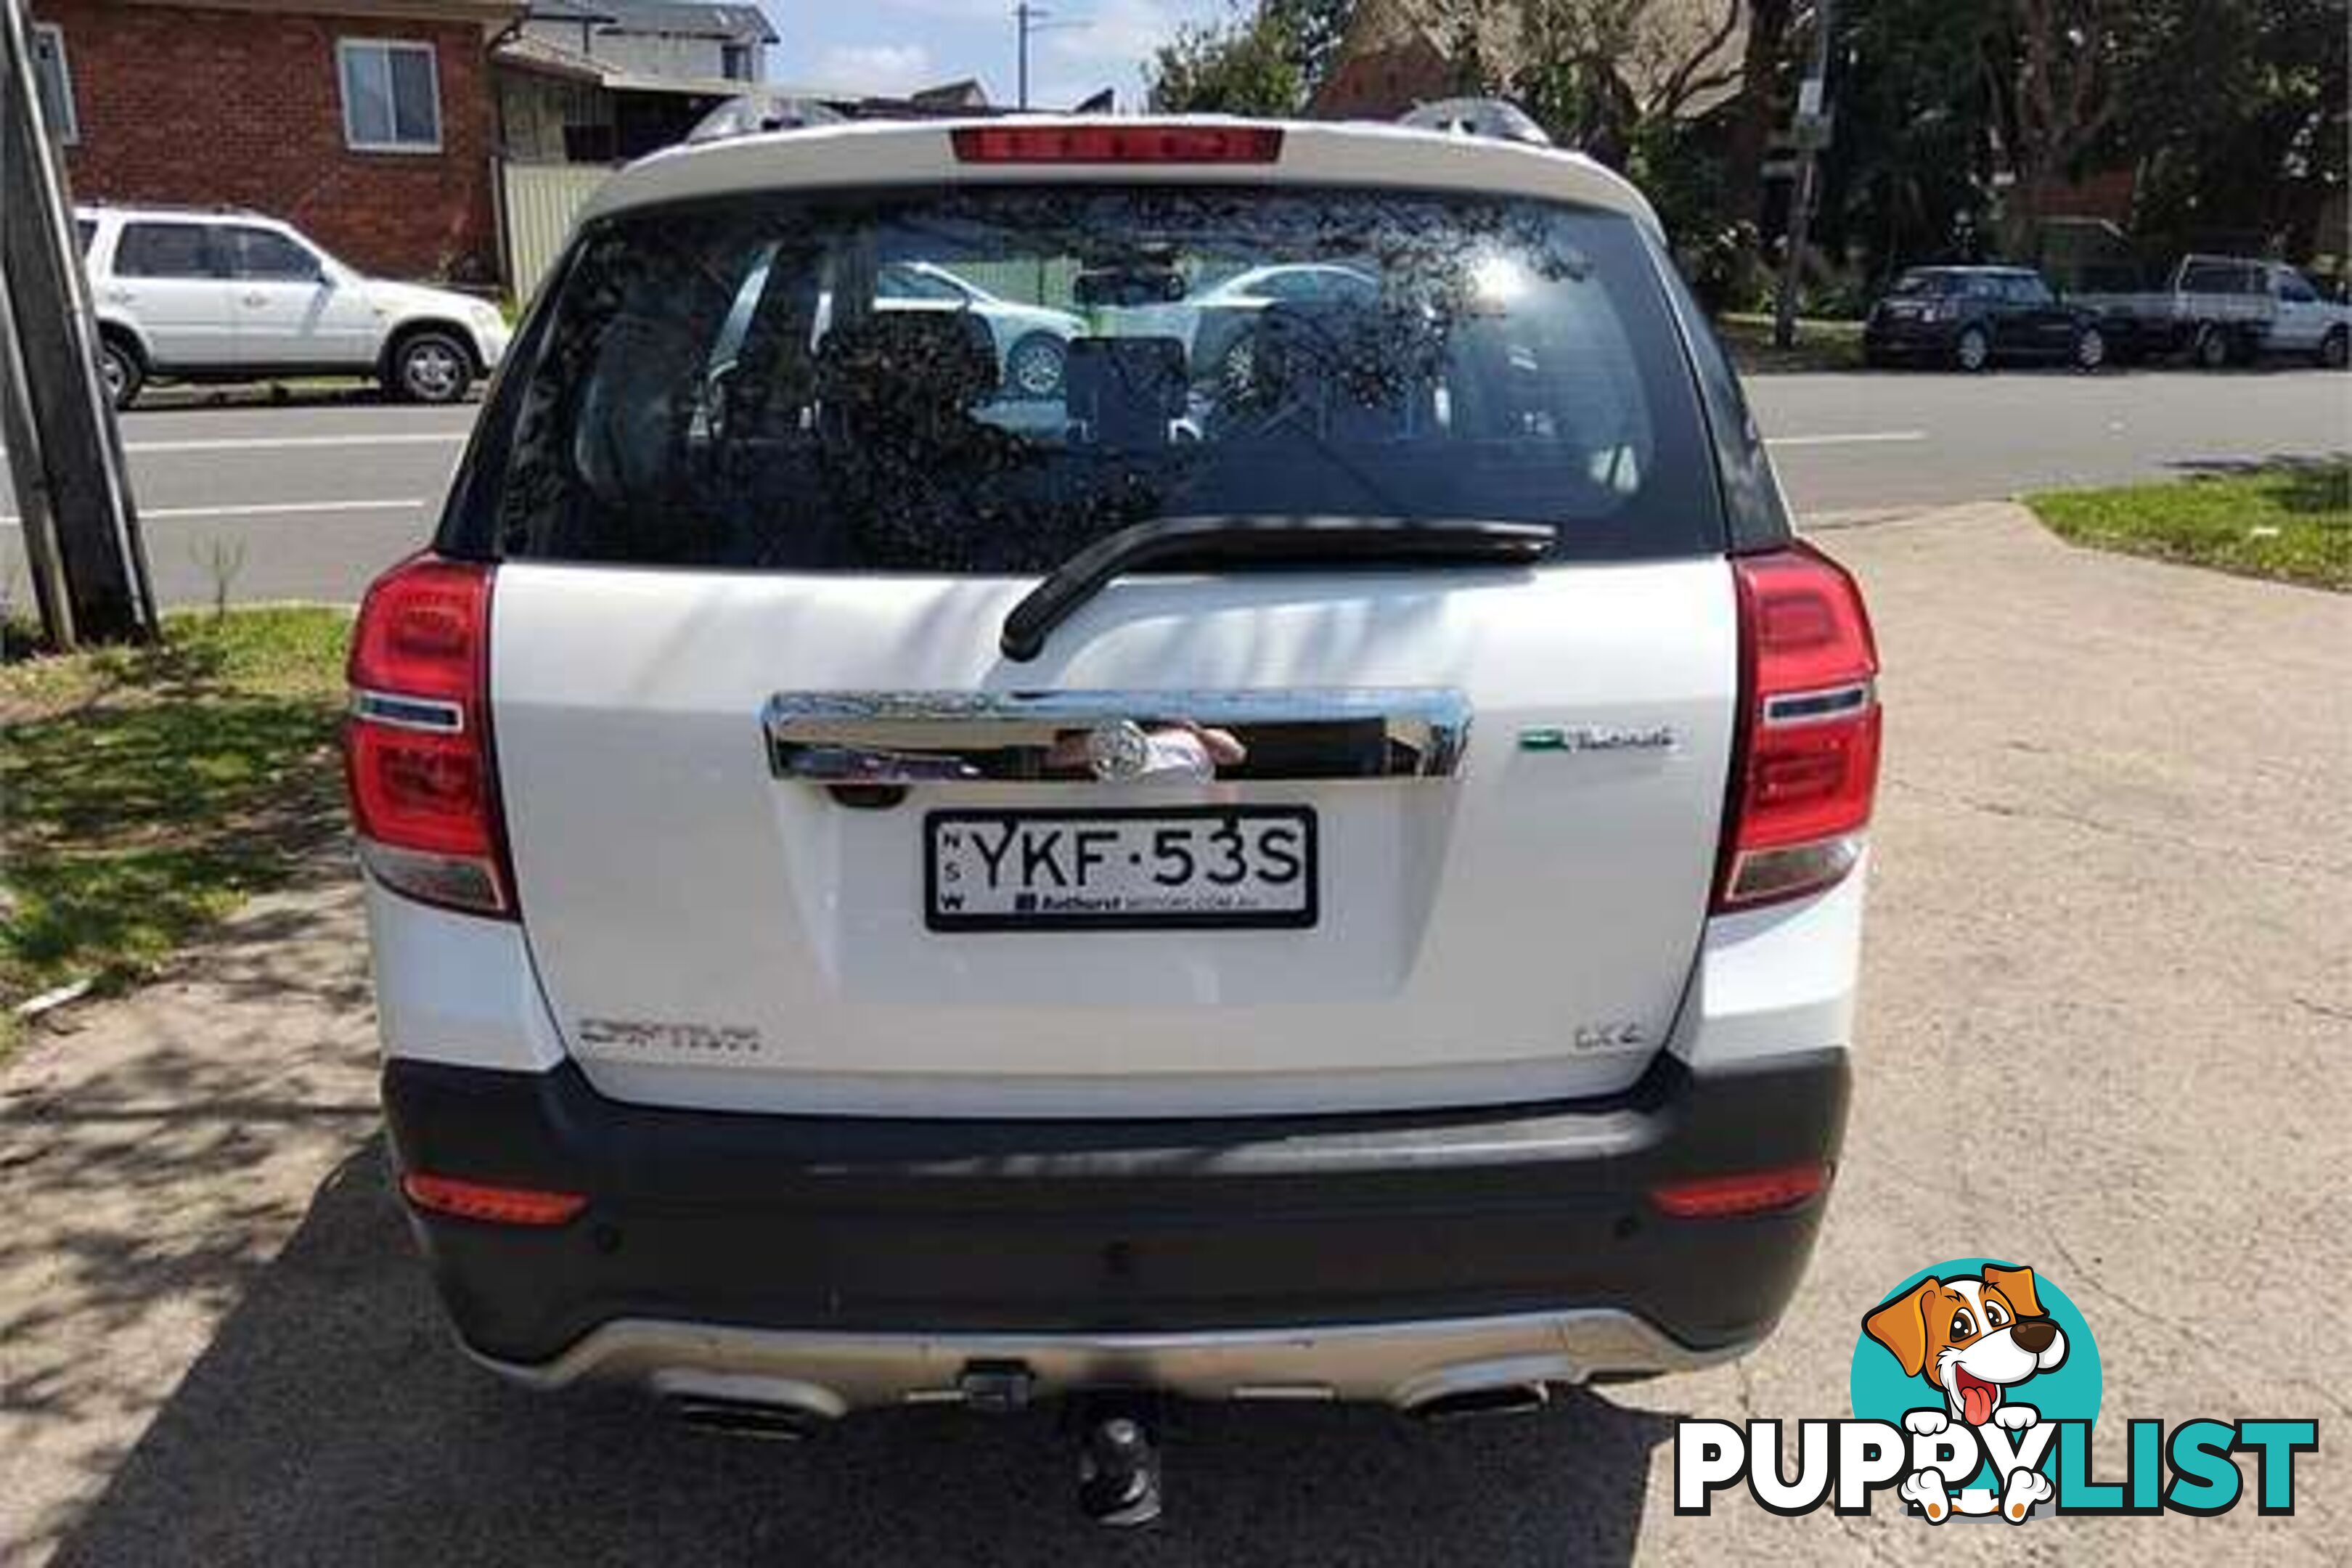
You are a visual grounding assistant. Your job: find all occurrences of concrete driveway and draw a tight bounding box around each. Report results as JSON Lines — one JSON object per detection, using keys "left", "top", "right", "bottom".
{"left": 2, "top": 503, "right": 2345, "bottom": 1564}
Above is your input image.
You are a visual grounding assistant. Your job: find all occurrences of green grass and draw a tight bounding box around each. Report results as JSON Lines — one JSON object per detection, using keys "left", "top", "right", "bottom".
{"left": 1715, "top": 312, "right": 1866, "bottom": 374}
{"left": 2027, "top": 462, "right": 2351, "bottom": 592}
{"left": 1, "top": 608, "right": 352, "bottom": 1050}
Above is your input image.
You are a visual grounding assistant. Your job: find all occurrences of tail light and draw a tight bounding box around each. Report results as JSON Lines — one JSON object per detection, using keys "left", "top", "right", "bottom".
{"left": 951, "top": 124, "right": 1283, "bottom": 164}
{"left": 345, "top": 555, "right": 513, "bottom": 917}
{"left": 1715, "top": 544, "right": 1882, "bottom": 910}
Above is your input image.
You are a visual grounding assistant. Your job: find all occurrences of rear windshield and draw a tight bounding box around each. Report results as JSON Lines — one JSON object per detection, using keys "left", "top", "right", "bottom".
{"left": 473, "top": 186, "right": 1721, "bottom": 572}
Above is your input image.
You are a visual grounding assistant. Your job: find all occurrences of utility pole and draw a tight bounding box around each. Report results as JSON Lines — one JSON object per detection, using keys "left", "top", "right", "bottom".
{"left": 1015, "top": 1, "right": 1042, "bottom": 110}
{"left": 1, "top": 0, "right": 154, "bottom": 645}
{"left": 1772, "top": 0, "right": 1834, "bottom": 351}
{"left": 1013, "top": 1, "right": 1082, "bottom": 111}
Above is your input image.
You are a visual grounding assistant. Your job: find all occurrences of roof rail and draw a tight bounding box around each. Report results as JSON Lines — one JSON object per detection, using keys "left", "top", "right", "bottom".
{"left": 73, "top": 198, "right": 262, "bottom": 218}
{"left": 685, "top": 87, "right": 1098, "bottom": 144}
{"left": 1397, "top": 98, "right": 1551, "bottom": 148}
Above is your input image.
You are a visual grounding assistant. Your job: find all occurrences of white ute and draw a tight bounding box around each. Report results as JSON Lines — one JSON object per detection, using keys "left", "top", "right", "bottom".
{"left": 350, "top": 108, "right": 1880, "bottom": 1523}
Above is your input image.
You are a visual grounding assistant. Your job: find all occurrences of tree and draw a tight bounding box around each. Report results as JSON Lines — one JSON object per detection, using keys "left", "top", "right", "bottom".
{"left": 1987, "top": 0, "right": 2126, "bottom": 241}
{"left": 2112, "top": 0, "right": 2349, "bottom": 261}
{"left": 1146, "top": 6, "right": 1307, "bottom": 115}
{"left": 1723, "top": 0, "right": 1794, "bottom": 226}
{"left": 1506, "top": 0, "right": 1744, "bottom": 168}
{"left": 1262, "top": 0, "right": 1357, "bottom": 98}
{"left": 1825, "top": 0, "right": 2007, "bottom": 278}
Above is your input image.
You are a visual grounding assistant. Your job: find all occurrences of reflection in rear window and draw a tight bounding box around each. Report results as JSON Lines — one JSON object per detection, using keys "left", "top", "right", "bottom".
{"left": 482, "top": 187, "right": 1720, "bottom": 572}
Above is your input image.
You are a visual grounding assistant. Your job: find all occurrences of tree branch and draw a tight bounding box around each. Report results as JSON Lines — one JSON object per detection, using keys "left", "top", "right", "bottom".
{"left": 1651, "top": 0, "right": 1744, "bottom": 121}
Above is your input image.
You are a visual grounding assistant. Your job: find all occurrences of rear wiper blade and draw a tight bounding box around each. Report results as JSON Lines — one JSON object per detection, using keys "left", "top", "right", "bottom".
{"left": 1000, "top": 516, "right": 1556, "bottom": 662}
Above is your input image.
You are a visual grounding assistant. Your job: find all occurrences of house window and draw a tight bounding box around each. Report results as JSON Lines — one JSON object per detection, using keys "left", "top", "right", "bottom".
{"left": 721, "top": 41, "right": 751, "bottom": 81}
{"left": 32, "top": 23, "right": 77, "bottom": 144}
{"left": 337, "top": 38, "right": 442, "bottom": 152}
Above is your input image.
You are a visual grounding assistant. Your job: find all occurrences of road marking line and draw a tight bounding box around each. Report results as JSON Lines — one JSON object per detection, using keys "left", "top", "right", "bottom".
{"left": 123, "top": 432, "right": 468, "bottom": 454}
{"left": 1767, "top": 430, "right": 1930, "bottom": 448}
{"left": 142, "top": 498, "right": 425, "bottom": 520}
{"left": 0, "top": 497, "right": 422, "bottom": 527}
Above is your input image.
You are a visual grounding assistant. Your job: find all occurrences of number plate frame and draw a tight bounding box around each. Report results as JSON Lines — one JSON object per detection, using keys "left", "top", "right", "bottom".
{"left": 924, "top": 806, "right": 1319, "bottom": 932}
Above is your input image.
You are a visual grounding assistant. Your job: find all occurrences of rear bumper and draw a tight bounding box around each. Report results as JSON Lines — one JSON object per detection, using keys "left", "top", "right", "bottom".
{"left": 383, "top": 1048, "right": 1848, "bottom": 1402}
{"left": 1861, "top": 319, "right": 1956, "bottom": 359}
{"left": 470, "top": 317, "right": 513, "bottom": 372}
{"left": 483, "top": 1310, "right": 1741, "bottom": 1413}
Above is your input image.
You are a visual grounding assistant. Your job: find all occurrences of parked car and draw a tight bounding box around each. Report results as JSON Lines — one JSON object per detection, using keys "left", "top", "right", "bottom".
{"left": 1105, "top": 262, "right": 1381, "bottom": 384}
{"left": 348, "top": 110, "right": 1877, "bottom": 1522}
{"left": 2071, "top": 255, "right": 2351, "bottom": 369}
{"left": 875, "top": 261, "right": 1086, "bottom": 399}
{"left": 1862, "top": 265, "right": 2110, "bottom": 371}
{"left": 78, "top": 203, "right": 510, "bottom": 408}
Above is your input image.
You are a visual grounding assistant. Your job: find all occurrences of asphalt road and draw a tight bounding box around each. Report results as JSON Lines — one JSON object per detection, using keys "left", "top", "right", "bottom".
{"left": 3, "top": 366, "right": 2348, "bottom": 609}
{"left": 5, "top": 502, "right": 2344, "bottom": 1565}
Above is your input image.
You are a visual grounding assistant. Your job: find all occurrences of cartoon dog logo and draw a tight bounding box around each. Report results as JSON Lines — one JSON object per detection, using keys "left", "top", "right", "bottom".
{"left": 1863, "top": 1263, "right": 2070, "bottom": 1522}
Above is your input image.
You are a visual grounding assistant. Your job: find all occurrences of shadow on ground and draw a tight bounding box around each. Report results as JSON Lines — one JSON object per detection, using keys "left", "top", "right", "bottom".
{"left": 44, "top": 1142, "right": 1680, "bottom": 1567}
{"left": 2165, "top": 452, "right": 2352, "bottom": 511}
{"left": 125, "top": 383, "right": 481, "bottom": 413}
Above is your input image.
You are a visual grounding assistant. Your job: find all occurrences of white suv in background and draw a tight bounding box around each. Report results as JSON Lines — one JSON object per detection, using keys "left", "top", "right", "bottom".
{"left": 78, "top": 204, "right": 510, "bottom": 407}
{"left": 350, "top": 111, "right": 1878, "bottom": 1524}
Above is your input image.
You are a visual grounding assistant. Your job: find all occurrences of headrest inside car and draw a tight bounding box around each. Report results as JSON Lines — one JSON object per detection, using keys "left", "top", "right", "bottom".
{"left": 1065, "top": 336, "right": 1188, "bottom": 446}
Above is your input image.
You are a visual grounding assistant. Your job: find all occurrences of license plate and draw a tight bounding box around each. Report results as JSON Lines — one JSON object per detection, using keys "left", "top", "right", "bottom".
{"left": 925, "top": 807, "right": 1318, "bottom": 931}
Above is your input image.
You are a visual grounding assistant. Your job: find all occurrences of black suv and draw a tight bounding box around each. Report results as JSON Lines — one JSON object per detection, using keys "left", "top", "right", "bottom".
{"left": 1863, "top": 266, "right": 2109, "bottom": 372}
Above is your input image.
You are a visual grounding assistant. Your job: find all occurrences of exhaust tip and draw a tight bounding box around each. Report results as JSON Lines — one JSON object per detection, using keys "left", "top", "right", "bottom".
{"left": 1409, "top": 1382, "right": 1552, "bottom": 1422}
{"left": 665, "top": 1395, "right": 829, "bottom": 1442}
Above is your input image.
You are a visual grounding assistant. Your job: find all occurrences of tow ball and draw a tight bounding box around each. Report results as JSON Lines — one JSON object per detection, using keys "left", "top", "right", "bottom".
{"left": 1073, "top": 1396, "right": 1164, "bottom": 1527}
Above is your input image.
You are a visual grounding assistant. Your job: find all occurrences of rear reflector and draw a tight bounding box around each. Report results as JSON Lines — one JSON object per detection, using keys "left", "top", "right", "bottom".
{"left": 401, "top": 1172, "right": 587, "bottom": 1227}
{"left": 346, "top": 556, "right": 515, "bottom": 918}
{"left": 1715, "top": 545, "right": 1881, "bottom": 910}
{"left": 951, "top": 124, "right": 1283, "bottom": 164}
{"left": 1649, "top": 1163, "right": 1828, "bottom": 1219}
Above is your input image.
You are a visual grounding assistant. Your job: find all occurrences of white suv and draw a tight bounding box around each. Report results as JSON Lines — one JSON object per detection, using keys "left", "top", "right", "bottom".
{"left": 78, "top": 204, "right": 510, "bottom": 407}
{"left": 348, "top": 113, "right": 1878, "bottom": 1519}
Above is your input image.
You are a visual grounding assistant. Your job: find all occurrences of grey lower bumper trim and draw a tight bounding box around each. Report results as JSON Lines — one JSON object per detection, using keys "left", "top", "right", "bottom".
{"left": 470, "top": 1309, "right": 1750, "bottom": 1415}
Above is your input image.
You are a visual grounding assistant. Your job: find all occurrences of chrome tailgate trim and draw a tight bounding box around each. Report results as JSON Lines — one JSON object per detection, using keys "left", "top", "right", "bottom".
{"left": 764, "top": 687, "right": 1471, "bottom": 784}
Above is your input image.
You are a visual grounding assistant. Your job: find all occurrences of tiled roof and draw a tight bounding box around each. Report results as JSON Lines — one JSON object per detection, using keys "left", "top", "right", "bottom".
{"left": 531, "top": 0, "right": 775, "bottom": 43}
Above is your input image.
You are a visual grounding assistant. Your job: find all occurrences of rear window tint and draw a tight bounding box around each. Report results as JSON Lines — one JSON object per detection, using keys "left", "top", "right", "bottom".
{"left": 115, "top": 222, "right": 217, "bottom": 279}
{"left": 470, "top": 186, "right": 1721, "bottom": 572}
{"left": 226, "top": 227, "right": 320, "bottom": 279}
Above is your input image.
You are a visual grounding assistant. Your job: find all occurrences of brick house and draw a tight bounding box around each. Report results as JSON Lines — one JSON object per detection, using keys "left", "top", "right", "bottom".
{"left": 494, "top": 0, "right": 779, "bottom": 167}
{"left": 28, "top": 0, "right": 519, "bottom": 282}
